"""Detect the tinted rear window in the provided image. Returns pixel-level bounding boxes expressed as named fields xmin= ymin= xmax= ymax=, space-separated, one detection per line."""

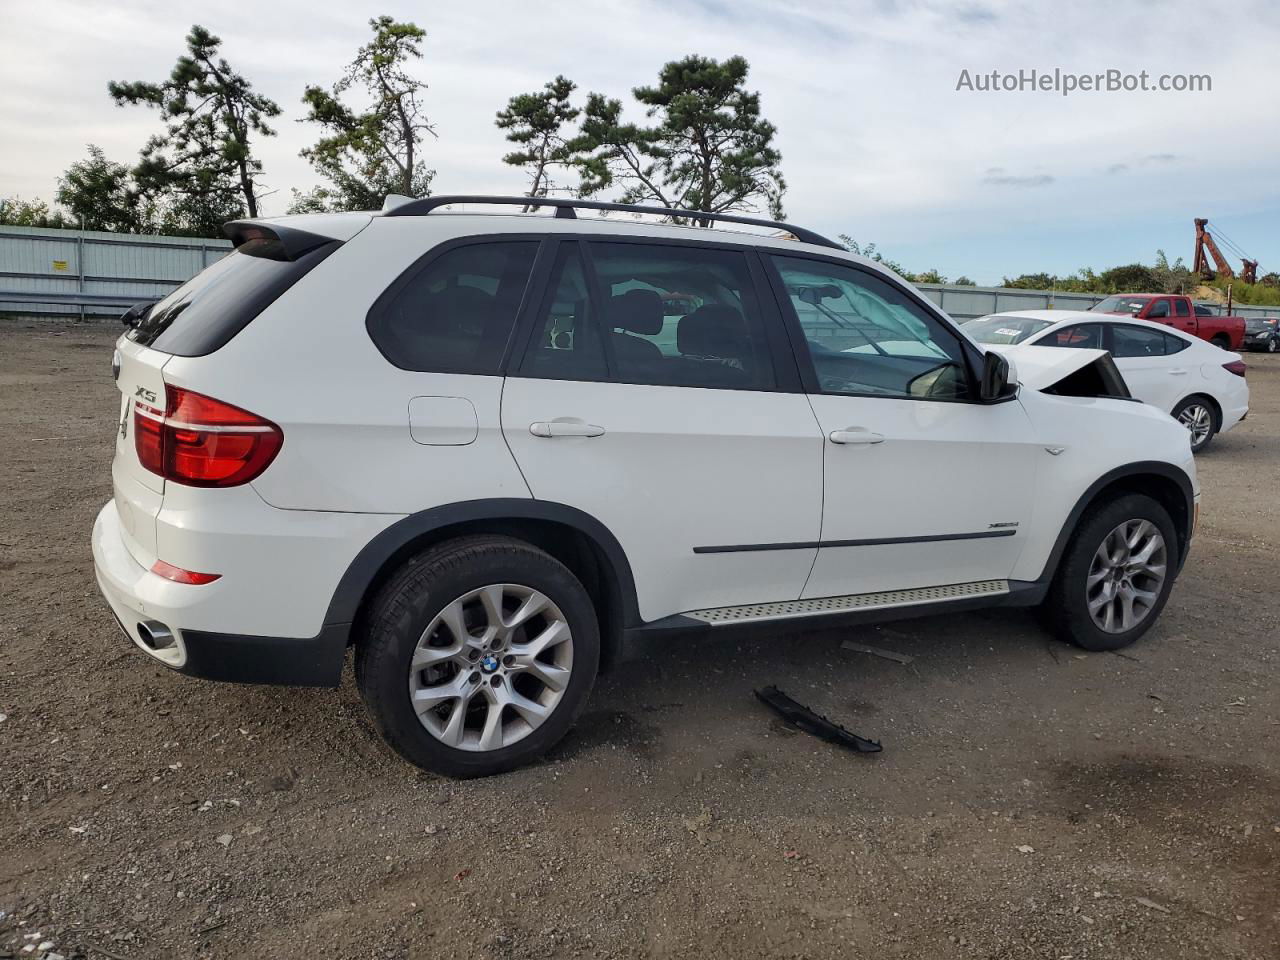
xmin=127 ymin=239 xmax=337 ymax=356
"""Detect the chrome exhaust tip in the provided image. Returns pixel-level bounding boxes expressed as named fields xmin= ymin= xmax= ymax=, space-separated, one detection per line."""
xmin=136 ymin=620 xmax=175 ymax=651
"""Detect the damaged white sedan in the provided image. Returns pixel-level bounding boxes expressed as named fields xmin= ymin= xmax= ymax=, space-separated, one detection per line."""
xmin=967 ymin=310 xmax=1249 ymax=452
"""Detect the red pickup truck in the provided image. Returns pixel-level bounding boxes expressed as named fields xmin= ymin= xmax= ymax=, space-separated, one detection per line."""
xmin=1089 ymin=294 xmax=1246 ymax=350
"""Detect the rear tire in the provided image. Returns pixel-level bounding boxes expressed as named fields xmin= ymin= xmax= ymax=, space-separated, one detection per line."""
xmin=1042 ymin=493 xmax=1177 ymax=651
xmin=1210 ymin=334 xmax=1230 ymax=349
xmin=355 ymin=536 xmax=600 ymax=778
xmin=1172 ymin=395 xmax=1217 ymax=453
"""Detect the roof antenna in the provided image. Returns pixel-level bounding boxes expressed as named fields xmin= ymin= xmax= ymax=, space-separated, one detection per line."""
xmin=381 ymin=194 xmax=415 ymax=213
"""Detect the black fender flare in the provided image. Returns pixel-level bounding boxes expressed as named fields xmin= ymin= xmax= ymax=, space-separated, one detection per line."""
xmin=321 ymin=498 xmax=641 ymax=630
xmin=1036 ymin=460 xmax=1195 ymax=583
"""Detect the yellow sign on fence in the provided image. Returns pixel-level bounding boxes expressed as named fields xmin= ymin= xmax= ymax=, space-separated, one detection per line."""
xmin=51 ymin=259 xmax=69 ymax=272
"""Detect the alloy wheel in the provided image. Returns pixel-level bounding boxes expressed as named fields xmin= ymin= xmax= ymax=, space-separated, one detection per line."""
xmin=407 ymin=584 xmax=573 ymax=751
xmin=1177 ymin=403 xmax=1213 ymax=448
xmin=1086 ymin=519 xmax=1167 ymax=634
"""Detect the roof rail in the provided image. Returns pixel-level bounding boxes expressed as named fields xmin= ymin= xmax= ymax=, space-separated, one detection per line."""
xmin=382 ymin=194 xmax=844 ymax=251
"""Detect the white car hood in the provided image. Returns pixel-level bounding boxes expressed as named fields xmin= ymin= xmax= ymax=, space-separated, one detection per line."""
xmin=987 ymin=344 xmax=1112 ymax=391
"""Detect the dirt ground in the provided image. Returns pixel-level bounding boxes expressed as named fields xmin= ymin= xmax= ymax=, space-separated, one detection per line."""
xmin=1 ymin=319 xmax=1276 ymax=960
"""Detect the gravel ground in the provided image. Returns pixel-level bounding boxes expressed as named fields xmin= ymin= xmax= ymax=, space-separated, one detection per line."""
xmin=1 ymin=319 xmax=1276 ymax=960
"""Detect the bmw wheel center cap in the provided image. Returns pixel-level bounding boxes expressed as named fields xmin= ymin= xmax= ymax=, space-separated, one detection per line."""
xmin=480 ymin=655 xmax=500 ymax=674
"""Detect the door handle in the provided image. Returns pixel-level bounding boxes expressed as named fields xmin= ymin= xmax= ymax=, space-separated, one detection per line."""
xmin=1168 ymin=368 xmax=1188 ymax=376
xmin=828 ymin=428 xmax=885 ymax=445
xmin=529 ymin=419 xmax=606 ymax=439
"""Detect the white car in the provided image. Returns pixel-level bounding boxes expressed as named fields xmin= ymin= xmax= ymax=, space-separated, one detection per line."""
xmin=92 ymin=197 xmax=1198 ymax=777
xmin=965 ymin=310 xmax=1250 ymax=453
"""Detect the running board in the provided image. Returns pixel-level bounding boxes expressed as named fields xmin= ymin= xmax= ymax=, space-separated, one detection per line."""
xmin=683 ymin=580 xmax=1011 ymax=626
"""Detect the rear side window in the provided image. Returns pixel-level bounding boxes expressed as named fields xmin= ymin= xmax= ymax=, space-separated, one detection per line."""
xmin=128 ymin=239 xmax=337 ymax=357
xmin=519 ymin=240 xmax=777 ymax=391
xmin=1164 ymin=333 xmax=1191 ymax=354
xmin=368 ymin=241 xmax=538 ymax=373
xmin=1174 ymin=299 xmax=1190 ymax=317
xmin=1112 ymin=324 xmax=1169 ymax=358
xmin=590 ymin=242 xmax=776 ymax=390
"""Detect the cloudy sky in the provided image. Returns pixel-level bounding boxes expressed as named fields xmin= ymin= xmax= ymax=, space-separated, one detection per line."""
xmin=1 ymin=0 xmax=1276 ymax=284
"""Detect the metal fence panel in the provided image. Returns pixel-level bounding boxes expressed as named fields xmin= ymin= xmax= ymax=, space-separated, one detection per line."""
xmin=0 ymin=225 xmax=230 ymax=318
xmin=916 ymin=283 xmax=1277 ymax=321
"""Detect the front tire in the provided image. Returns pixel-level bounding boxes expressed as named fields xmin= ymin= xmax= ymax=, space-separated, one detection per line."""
xmin=355 ymin=536 xmax=600 ymax=778
xmin=1042 ymin=493 xmax=1177 ymax=651
xmin=1172 ymin=395 xmax=1217 ymax=453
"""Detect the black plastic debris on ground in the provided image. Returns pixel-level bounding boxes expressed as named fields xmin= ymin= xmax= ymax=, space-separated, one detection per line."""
xmin=755 ymin=685 xmax=883 ymax=754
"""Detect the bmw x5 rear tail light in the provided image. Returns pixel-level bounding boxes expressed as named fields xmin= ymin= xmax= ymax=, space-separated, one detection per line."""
xmin=1222 ymin=360 xmax=1247 ymax=378
xmin=135 ymin=387 xmax=282 ymax=487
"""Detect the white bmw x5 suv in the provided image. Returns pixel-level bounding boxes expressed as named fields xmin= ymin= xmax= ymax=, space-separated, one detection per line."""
xmin=93 ymin=196 xmax=1199 ymax=777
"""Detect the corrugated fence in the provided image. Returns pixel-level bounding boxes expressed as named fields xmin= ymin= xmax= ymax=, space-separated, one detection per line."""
xmin=0 ymin=225 xmax=231 ymax=319
xmin=1 ymin=224 xmax=1274 ymax=322
xmin=915 ymin=283 xmax=1277 ymax=321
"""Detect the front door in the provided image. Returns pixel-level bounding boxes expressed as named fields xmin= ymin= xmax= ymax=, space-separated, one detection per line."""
xmin=502 ymin=239 xmax=824 ymax=623
xmin=765 ymin=254 xmax=1039 ymax=600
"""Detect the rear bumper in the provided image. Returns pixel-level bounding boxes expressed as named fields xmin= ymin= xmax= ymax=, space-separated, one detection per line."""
xmin=92 ymin=499 xmax=351 ymax=686
xmin=1219 ymin=399 xmax=1249 ymax=435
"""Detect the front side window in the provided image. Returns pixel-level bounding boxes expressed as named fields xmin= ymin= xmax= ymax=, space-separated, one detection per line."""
xmin=1147 ymin=298 xmax=1171 ymax=319
xmin=1038 ymin=324 xmax=1105 ymax=349
xmin=1111 ymin=324 xmax=1170 ymax=358
xmin=771 ymin=256 xmax=971 ymax=400
xmin=368 ymin=241 xmax=537 ymax=373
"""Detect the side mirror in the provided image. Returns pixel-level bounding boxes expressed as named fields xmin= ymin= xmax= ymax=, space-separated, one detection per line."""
xmin=979 ymin=351 xmax=1017 ymax=402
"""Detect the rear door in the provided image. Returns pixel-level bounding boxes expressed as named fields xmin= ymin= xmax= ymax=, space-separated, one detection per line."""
xmin=1108 ymin=323 xmax=1185 ymax=412
xmin=501 ymin=238 xmax=824 ymax=622
xmin=1170 ymin=297 xmax=1196 ymax=336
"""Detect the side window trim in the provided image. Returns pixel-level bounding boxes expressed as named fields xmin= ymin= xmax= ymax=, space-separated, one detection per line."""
xmin=502 ymin=237 xmax=558 ymax=373
xmin=759 ymin=252 xmax=981 ymax=403
xmin=577 ymin=240 xmax=620 ymax=380
xmin=745 ymin=249 xmax=804 ymax=392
